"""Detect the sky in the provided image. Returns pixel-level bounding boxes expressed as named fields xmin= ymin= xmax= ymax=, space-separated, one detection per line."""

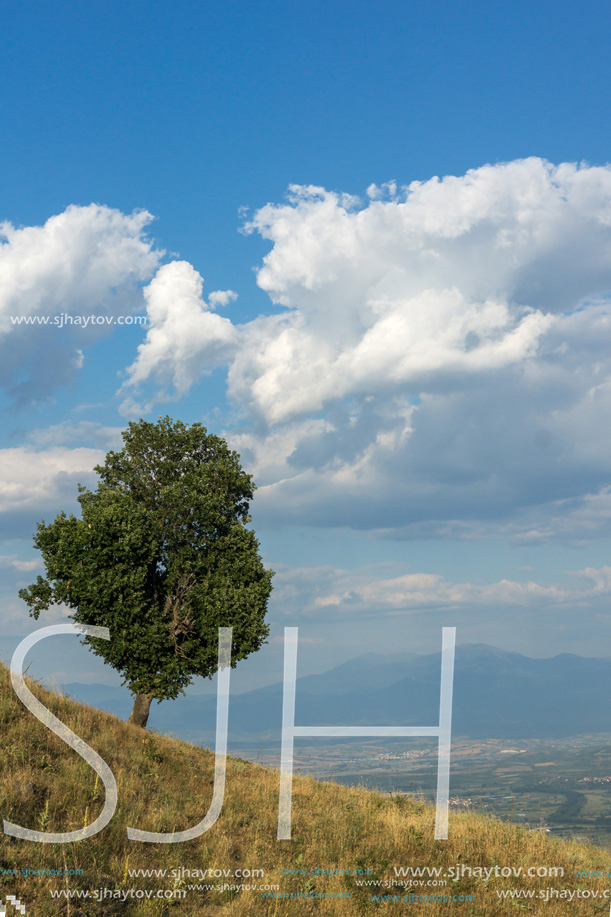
xmin=2 ymin=0 xmax=611 ymax=692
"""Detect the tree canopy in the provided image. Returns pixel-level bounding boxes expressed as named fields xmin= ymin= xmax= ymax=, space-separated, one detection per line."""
xmin=19 ymin=417 xmax=273 ymax=726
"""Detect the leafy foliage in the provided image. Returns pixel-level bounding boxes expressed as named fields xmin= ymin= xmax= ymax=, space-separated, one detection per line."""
xmin=19 ymin=416 xmax=273 ymax=701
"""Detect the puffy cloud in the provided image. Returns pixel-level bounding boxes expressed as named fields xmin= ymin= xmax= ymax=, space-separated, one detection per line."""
xmin=232 ymin=160 xmax=611 ymax=417
xmin=236 ymin=161 xmax=611 ymax=424
xmin=120 ymin=261 xmax=238 ymax=412
xmin=0 ymin=204 xmax=162 ymax=403
xmin=208 ymin=289 xmax=238 ymax=309
xmin=225 ymin=293 xmax=551 ymax=426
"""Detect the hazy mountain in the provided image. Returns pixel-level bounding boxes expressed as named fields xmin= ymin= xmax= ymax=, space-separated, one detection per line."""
xmin=59 ymin=643 xmax=611 ymax=744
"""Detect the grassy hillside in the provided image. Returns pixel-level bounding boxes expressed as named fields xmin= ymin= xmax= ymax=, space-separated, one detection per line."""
xmin=2 ymin=662 xmax=611 ymax=915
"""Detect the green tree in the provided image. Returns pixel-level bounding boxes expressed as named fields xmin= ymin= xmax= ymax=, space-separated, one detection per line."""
xmin=19 ymin=416 xmax=273 ymax=727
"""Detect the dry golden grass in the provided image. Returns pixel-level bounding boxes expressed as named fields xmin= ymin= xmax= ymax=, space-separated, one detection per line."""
xmin=1 ymin=661 xmax=611 ymax=915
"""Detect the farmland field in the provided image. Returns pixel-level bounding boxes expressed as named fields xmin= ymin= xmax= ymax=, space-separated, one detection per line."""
xmin=235 ymin=733 xmax=611 ymax=848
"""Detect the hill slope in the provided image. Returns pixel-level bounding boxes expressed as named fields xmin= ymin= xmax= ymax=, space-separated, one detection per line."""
xmin=1 ymin=662 xmax=611 ymax=915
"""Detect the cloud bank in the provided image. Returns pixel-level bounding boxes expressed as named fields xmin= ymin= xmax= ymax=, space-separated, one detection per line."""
xmin=6 ymin=160 xmax=611 ymax=540
xmin=120 ymin=158 xmax=611 ymax=537
xmin=270 ymin=562 xmax=611 ymax=618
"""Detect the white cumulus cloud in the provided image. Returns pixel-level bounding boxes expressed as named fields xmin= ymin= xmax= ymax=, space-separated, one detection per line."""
xmin=121 ymin=261 xmax=238 ymax=412
xmin=0 ymin=204 xmax=162 ymax=403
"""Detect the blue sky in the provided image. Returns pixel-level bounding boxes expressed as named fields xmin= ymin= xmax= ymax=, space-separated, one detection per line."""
xmin=2 ymin=0 xmax=611 ymax=689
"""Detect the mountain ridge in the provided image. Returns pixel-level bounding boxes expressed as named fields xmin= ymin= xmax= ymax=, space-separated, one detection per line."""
xmin=56 ymin=643 xmax=611 ymax=743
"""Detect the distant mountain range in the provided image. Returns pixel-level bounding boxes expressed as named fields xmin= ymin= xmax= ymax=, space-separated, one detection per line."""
xmin=59 ymin=643 xmax=611 ymax=745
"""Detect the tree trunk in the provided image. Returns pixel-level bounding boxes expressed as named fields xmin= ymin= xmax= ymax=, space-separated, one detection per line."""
xmin=129 ymin=692 xmax=154 ymax=728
